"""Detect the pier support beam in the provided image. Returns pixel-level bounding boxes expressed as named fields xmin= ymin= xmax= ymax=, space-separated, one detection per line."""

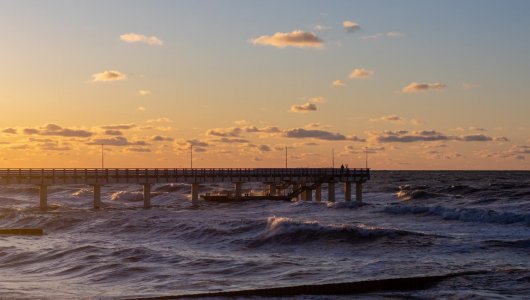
xmin=344 ymin=182 xmax=352 ymax=202
xmin=191 ymin=183 xmax=199 ymax=202
xmin=39 ymin=185 xmax=48 ymax=211
xmin=356 ymin=182 xmax=363 ymax=204
xmin=328 ymin=182 xmax=335 ymax=202
xmin=268 ymin=183 xmax=277 ymax=196
xmin=305 ymin=188 xmax=313 ymax=201
xmin=143 ymin=183 xmax=151 ymax=208
xmin=315 ymin=185 xmax=322 ymax=201
xmin=235 ymin=182 xmax=243 ymax=197
xmin=93 ymin=185 xmax=101 ymax=209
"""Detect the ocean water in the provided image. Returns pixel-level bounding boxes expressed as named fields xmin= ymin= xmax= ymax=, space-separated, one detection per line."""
xmin=0 ymin=171 xmax=529 ymax=299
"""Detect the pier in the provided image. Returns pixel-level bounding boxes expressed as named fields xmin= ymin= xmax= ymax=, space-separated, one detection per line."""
xmin=0 ymin=168 xmax=370 ymax=210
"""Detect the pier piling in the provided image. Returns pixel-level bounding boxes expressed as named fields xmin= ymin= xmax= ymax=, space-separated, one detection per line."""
xmin=328 ymin=182 xmax=335 ymax=202
xmin=39 ymin=185 xmax=47 ymax=211
xmin=315 ymin=185 xmax=322 ymax=201
xmin=235 ymin=182 xmax=242 ymax=197
xmin=191 ymin=183 xmax=199 ymax=202
xmin=356 ymin=182 xmax=363 ymax=203
xmin=143 ymin=183 xmax=151 ymax=208
xmin=344 ymin=182 xmax=352 ymax=202
xmin=93 ymin=185 xmax=101 ymax=209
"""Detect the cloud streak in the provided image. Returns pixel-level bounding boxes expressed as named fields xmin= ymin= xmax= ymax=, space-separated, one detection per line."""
xmin=349 ymin=68 xmax=373 ymax=79
xmin=291 ymin=102 xmax=317 ymax=113
xmin=92 ymin=70 xmax=126 ymax=82
xmin=402 ymin=82 xmax=447 ymax=93
xmin=250 ymin=30 xmax=323 ymax=49
xmin=120 ymin=33 xmax=163 ymax=46
xmin=342 ymin=21 xmax=361 ymax=33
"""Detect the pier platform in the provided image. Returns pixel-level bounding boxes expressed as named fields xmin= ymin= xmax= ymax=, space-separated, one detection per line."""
xmin=0 ymin=168 xmax=370 ymax=210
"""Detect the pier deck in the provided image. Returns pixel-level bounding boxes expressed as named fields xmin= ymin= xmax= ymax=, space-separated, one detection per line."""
xmin=0 ymin=168 xmax=370 ymax=210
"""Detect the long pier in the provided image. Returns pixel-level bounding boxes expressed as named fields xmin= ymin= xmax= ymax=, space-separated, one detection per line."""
xmin=0 ymin=168 xmax=370 ymax=210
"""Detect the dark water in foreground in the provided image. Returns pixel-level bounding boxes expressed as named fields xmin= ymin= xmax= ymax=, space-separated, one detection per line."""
xmin=1 ymin=171 xmax=529 ymax=299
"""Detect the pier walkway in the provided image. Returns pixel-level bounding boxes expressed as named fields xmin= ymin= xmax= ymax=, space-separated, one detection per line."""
xmin=0 ymin=168 xmax=370 ymax=210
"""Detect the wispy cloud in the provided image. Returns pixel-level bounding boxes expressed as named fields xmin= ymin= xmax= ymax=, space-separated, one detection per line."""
xmin=87 ymin=136 xmax=149 ymax=146
xmin=362 ymin=32 xmax=405 ymax=40
xmin=370 ymin=115 xmax=402 ymax=122
xmin=349 ymin=68 xmax=374 ymax=79
xmin=101 ymin=124 xmax=136 ymax=130
xmin=370 ymin=130 xmax=508 ymax=143
xmin=291 ymin=102 xmax=317 ymax=113
xmin=120 ymin=33 xmax=163 ymax=46
xmin=332 ymin=80 xmax=345 ymax=87
xmin=23 ymin=124 xmax=93 ymax=138
xmin=402 ymin=82 xmax=447 ymax=93
xmin=250 ymin=30 xmax=323 ymax=49
xmin=342 ymin=21 xmax=361 ymax=33
xmin=92 ymin=70 xmax=126 ymax=82
xmin=138 ymin=90 xmax=151 ymax=96
xmin=284 ymin=128 xmax=364 ymax=142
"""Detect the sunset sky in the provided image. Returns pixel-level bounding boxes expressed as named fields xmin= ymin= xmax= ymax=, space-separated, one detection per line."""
xmin=1 ymin=0 xmax=529 ymax=169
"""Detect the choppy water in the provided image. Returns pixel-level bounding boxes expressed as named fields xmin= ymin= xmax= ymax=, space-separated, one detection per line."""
xmin=1 ymin=171 xmax=529 ymax=299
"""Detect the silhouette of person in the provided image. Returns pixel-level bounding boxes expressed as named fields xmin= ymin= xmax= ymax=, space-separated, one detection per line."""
xmin=340 ymin=164 xmax=344 ymax=173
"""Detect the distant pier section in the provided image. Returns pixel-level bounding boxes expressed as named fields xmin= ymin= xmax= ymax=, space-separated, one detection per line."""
xmin=0 ymin=168 xmax=370 ymax=210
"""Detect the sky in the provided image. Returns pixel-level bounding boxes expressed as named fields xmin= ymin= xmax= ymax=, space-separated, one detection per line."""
xmin=0 ymin=0 xmax=529 ymax=169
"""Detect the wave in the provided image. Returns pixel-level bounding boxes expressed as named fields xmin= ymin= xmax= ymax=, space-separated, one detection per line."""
xmin=111 ymin=191 xmax=145 ymax=202
xmin=396 ymin=185 xmax=447 ymax=201
xmin=484 ymin=239 xmax=530 ymax=249
xmin=383 ymin=204 xmax=530 ymax=225
xmin=249 ymin=217 xmax=430 ymax=247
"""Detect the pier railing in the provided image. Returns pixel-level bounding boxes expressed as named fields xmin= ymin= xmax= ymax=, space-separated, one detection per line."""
xmin=0 ymin=168 xmax=369 ymax=185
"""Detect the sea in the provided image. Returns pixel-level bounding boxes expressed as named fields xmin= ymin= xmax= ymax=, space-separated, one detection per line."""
xmin=0 ymin=171 xmax=529 ymax=299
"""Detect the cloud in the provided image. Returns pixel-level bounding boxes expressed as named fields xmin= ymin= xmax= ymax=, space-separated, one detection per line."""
xmin=370 ymin=115 xmax=402 ymax=122
xmin=2 ymin=128 xmax=16 ymax=134
xmin=145 ymin=117 xmax=172 ymax=124
xmin=349 ymin=68 xmax=373 ymax=79
xmin=137 ymin=107 xmax=146 ymax=111
xmin=343 ymin=21 xmax=361 ymax=33
xmin=138 ymin=90 xmax=151 ymax=96
xmin=371 ymin=130 xmax=509 ymax=143
xmin=332 ymin=80 xmax=345 ymax=87
xmin=127 ymin=147 xmax=151 ymax=153
xmin=257 ymin=145 xmax=272 ymax=152
xmin=152 ymin=135 xmax=174 ymax=142
xmin=120 ymin=33 xmax=163 ymax=46
xmin=314 ymin=24 xmax=331 ymax=31
xmin=402 ymin=82 xmax=447 ymax=93
xmin=284 ymin=128 xmax=364 ymax=141
xmin=87 ymin=137 xmax=149 ymax=146
xmin=187 ymin=139 xmax=209 ymax=147
xmin=207 ymin=127 xmax=243 ymax=137
xmin=309 ymin=97 xmax=326 ymax=103
xmin=104 ymin=130 xmax=123 ymax=136
xmin=362 ymin=32 xmax=405 ymax=40
xmin=92 ymin=70 xmax=126 ymax=82
xmin=39 ymin=141 xmax=71 ymax=151
xmin=250 ymin=30 xmax=323 ymax=49
xmin=101 ymin=124 xmax=136 ymax=130
xmin=291 ymin=102 xmax=317 ymax=113
xmin=23 ymin=124 xmax=93 ymax=138
xmin=214 ymin=137 xmax=250 ymax=144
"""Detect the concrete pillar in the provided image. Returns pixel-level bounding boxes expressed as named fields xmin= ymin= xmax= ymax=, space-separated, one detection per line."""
xmin=93 ymin=185 xmax=101 ymax=209
xmin=39 ymin=185 xmax=48 ymax=211
xmin=143 ymin=183 xmax=151 ymax=208
xmin=344 ymin=182 xmax=352 ymax=202
xmin=268 ymin=183 xmax=277 ymax=196
xmin=305 ymin=188 xmax=313 ymax=201
xmin=301 ymin=188 xmax=307 ymax=200
xmin=191 ymin=183 xmax=199 ymax=202
xmin=235 ymin=182 xmax=242 ymax=197
xmin=356 ymin=182 xmax=363 ymax=204
xmin=328 ymin=182 xmax=335 ymax=202
xmin=315 ymin=185 xmax=322 ymax=202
